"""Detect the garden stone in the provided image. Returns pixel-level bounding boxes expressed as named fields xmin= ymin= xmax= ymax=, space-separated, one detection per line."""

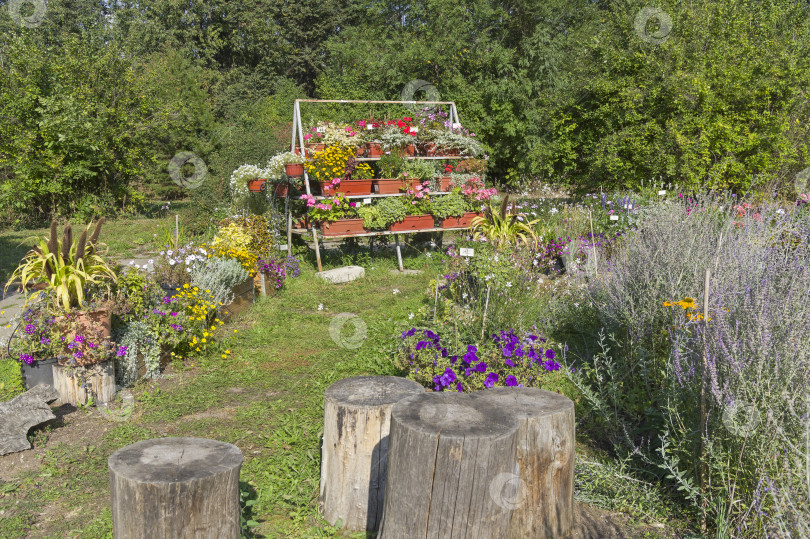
xmin=316 ymin=265 xmax=365 ymax=284
xmin=0 ymin=384 xmax=59 ymax=455
xmin=389 ymin=269 xmax=422 ymax=276
xmin=319 ymin=376 xmax=425 ymax=532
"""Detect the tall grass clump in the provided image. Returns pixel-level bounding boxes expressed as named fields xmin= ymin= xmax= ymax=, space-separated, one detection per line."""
xmin=569 ymin=195 xmax=810 ymax=536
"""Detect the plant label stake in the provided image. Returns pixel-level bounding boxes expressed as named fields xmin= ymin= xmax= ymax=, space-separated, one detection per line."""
xmin=279 ymin=244 xmax=288 ymax=251
xmin=610 ymin=215 xmax=619 ymax=221
xmin=658 ymin=190 xmax=666 ymax=196
xmin=588 ymin=209 xmax=598 ymax=277
xmin=433 ymin=276 xmax=440 ymax=322
xmin=363 ymin=198 xmax=372 ymax=205
xmin=480 ymin=285 xmax=491 ymax=340
xmin=460 ymin=248 xmax=474 ymax=257
xmin=175 ymin=214 xmax=179 ymax=247
xmin=260 ymin=273 xmax=267 ymax=296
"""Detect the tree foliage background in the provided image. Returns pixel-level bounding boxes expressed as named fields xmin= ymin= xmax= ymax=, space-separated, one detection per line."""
xmin=1 ymin=0 xmax=809 ymax=225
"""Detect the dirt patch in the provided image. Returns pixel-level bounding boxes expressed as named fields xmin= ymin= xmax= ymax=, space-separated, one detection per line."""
xmin=179 ymin=407 xmax=235 ymax=422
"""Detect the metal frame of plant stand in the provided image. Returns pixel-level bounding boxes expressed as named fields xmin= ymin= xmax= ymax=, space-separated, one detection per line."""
xmin=289 ymin=99 xmax=467 ymax=272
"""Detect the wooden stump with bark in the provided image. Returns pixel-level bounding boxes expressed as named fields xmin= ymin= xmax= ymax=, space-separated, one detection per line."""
xmin=378 ymin=391 xmax=522 ymax=539
xmin=319 ymin=375 xmax=425 ymax=532
xmin=52 ymin=360 xmax=115 ymax=405
xmin=108 ymin=437 xmax=243 ymax=539
xmin=471 ymin=387 xmax=575 ymax=538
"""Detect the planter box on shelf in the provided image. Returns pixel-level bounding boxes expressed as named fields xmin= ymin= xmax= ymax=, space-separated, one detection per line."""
xmin=389 ymin=215 xmax=435 ymax=232
xmin=372 ymin=178 xmax=407 ymax=194
xmin=405 ymin=144 xmax=416 ymax=156
xmin=293 ymin=216 xmax=310 ymax=229
xmin=222 ymin=277 xmax=255 ymax=321
xmin=53 ymin=360 xmax=115 ymax=405
xmin=319 ymin=180 xmax=373 ymax=196
xmin=247 ymin=179 xmax=267 ymax=192
xmin=364 ymin=143 xmax=382 ymax=158
xmin=306 ymin=143 xmax=326 ymax=154
xmin=438 ymin=176 xmax=452 ymax=191
xmin=20 ymin=358 xmax=57 ymax=390
xmin=322 ymin=219 xmax=368 ymax=237
xmin=284 ymin=163 xmax=304 ymax=178
xmin=419 ymin=142 xmax=437 ymax=156
xmin=441 ymin=212 xmax=481 ymax=229
xmin=274 ymin=183 xmax=289 ymax=198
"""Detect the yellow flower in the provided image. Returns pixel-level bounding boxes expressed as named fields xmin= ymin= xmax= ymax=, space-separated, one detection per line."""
xmin=201 ymin=338 xmax=207 ymax=343
xmin=183 ymin=283 xmax=189 ymax=289
xmin=663 ymin=301 xmax=672 ymax=307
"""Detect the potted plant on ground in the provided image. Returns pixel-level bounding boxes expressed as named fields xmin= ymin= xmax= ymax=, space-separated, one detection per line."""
xmin=8 ymin=298 xmax=63 ymax=389
xmin=306 ymin=193 xmax=365 ymax=236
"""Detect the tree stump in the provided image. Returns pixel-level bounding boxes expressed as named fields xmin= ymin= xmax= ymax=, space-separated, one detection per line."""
xmin=378 ymin=392 xmax=522 ymax=539
xmin=108 ymin=437 xmax=243 ymax=538
xmin=471 ymin=387 xmax=575 ymax=538
xmin=52 ymin=360 xmax=115 ymax=405
xmin=319 ymin=375 xmax=425 ymax=531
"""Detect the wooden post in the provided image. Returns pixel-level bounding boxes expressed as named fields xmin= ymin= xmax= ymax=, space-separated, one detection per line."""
xmin=394 ymin=235 xmax=404 ymax=272
xmin=313 ymin=228 xmax=323 ymax=272
xmin=175 ymin=214 xmax=179 ymax=248
xmin=378 ymin=392 xmax=521 ymax=538
xmin=700 ymin=268 xmax=711 ymax=532
xmin=481 ymin=284 xmax=491 ymax=340
xmin=287 ymin=210 xmax=293 ymax=253
xmin=433 ymin=275 xmax=440 ymax=321
xmin=108 ymin=437 xmax=243 ymax=538
xmin=319 ymin=376 xmax=425 ymax=532
xmin=588 ymin=209 xmax=598 ymax=277
xmin=471 ymin=388 xmax=575 ymax=538
xmin=259 ymin=272 xmax=267 ymax=297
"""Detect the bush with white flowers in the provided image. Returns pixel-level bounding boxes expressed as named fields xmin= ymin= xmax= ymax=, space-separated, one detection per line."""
xmin=229 ymin=164 xmax=265 ymax=201
xmin=265 ymin=152 xmax=301 ymax=180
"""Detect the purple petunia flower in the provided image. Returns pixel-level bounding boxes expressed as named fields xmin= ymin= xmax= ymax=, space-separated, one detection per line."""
xmin=24 ymin=324 xmax=35 ymax=335
xmin=484 ymin=372 xmax=498 ymax=388
xmin=545 ymin=349 xmax=555 ymax=360
xmin=475 ymin=361 xmax=487 ymax=373
xmin=116 ymin=345 xmax=128 ymax=357
xmin=19 ymin=353 xmax=34 ymax=365
xmin=505 ymin=375 xmax=518 ymax=386
xmin=40 ymin=337 xmax=50 ymax=345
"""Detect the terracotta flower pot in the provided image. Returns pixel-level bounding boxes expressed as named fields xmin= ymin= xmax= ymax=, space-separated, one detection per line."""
xmin=274 ymin=183 xmax=288 ymax=198
xmin=320 ymin=179 xmax=372 ymax=196
xmin=322 ymin=218 xmax=368 ymax=237
xmin=284 ymin=163 xmax=304 ymax=178
xmin=247 ymin=179 xmax=267 ymax=192
xmin=441 ymin=212 xmax=481 ymax=229
xmin=389 ymin=214 xmax=435 ymax=232
xmin=439 ymin=176 xmax=452 ymax=191
xmin=405 ymin=144 xmax=416 ymax=157
xmin=373 ymin=178 xmax=407 ymax=194
xmin=306 ymin=143 xmax=326 ymax=153
xmin=419 ymin=142 xmax=437 ymax=156
xmin=365 ymin=143 xmax=382 ymax=158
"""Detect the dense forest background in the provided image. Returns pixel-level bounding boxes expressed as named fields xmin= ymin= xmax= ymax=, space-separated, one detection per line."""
xmin=1 ymin=0 xmax=809 ymax=226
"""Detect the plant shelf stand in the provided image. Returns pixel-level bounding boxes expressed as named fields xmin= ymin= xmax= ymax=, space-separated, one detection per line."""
xmin=289 ymin=99 xmax=485 ymax=272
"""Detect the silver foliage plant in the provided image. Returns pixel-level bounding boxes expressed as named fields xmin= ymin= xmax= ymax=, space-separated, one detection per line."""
xmin=577 ymin=195 xmax=810 ymax=536
xmin=190 ymin=256 xmax=249 ymax=307
xmin=113 ymin=320 xmax=160 ymax=387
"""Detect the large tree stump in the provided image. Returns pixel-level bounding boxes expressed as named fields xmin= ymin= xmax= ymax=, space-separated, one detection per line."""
xmin=471 ymin=387 xmax=575 ymax=538
xmin=108 ymin=437 xmax=243 ymax=538
xmin=0 ymin=384 xmax=59 ymax=455
xmin=378 ymin=392 xmax=522 ymax=539
xmin=319 ymin=375 xmax=425 ymax=531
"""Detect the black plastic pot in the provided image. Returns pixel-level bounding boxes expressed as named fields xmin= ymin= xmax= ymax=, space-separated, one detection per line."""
xmin=21 ymin=357 xmax=57 ymax=389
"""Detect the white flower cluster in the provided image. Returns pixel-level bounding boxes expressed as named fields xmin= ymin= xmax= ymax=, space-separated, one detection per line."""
xmin=264 ymin=152 xmax=300 ymax=179
xmin=159 ymin=245 xmax=208 ymax=273
xmin=229 ymin=164 xmax=265 ymax=199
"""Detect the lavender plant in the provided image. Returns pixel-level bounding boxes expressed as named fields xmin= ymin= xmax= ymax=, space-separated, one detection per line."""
xmin=566 ymin=195 xmax=810 ymax=535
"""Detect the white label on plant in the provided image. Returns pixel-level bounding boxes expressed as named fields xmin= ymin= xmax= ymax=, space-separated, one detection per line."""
xmin=658 ymin=190 xmax=666 ymax=196
xmin=279 ymin=244 xmax=288 ymax=251
xmin=411 ymin=127 xmax=419 ymax=133
xmin=452 ymin=122 xmax=461 ymax=129
xmin=367 ymin=124 xmax=374 ymax=130
xmin=316 ymin=126 xmax=326 ymax=133
xmin=610 ymin=215 xmax=619 ymax=221
xmin=460 ymin=248 xmax=475 ymax=257
xmin=363 ymin=198 xmax=372 ymax=205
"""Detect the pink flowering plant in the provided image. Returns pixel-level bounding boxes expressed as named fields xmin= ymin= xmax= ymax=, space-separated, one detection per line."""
xmin=450 ymin=176 xmax=497 ymax=211
xmin=403 ymin=181 xmax=433 ymax=214
xmin=395 ymin=327 xmax=561 ymax=392
xmin=305 ymin=193 xmax=358 ymax=222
